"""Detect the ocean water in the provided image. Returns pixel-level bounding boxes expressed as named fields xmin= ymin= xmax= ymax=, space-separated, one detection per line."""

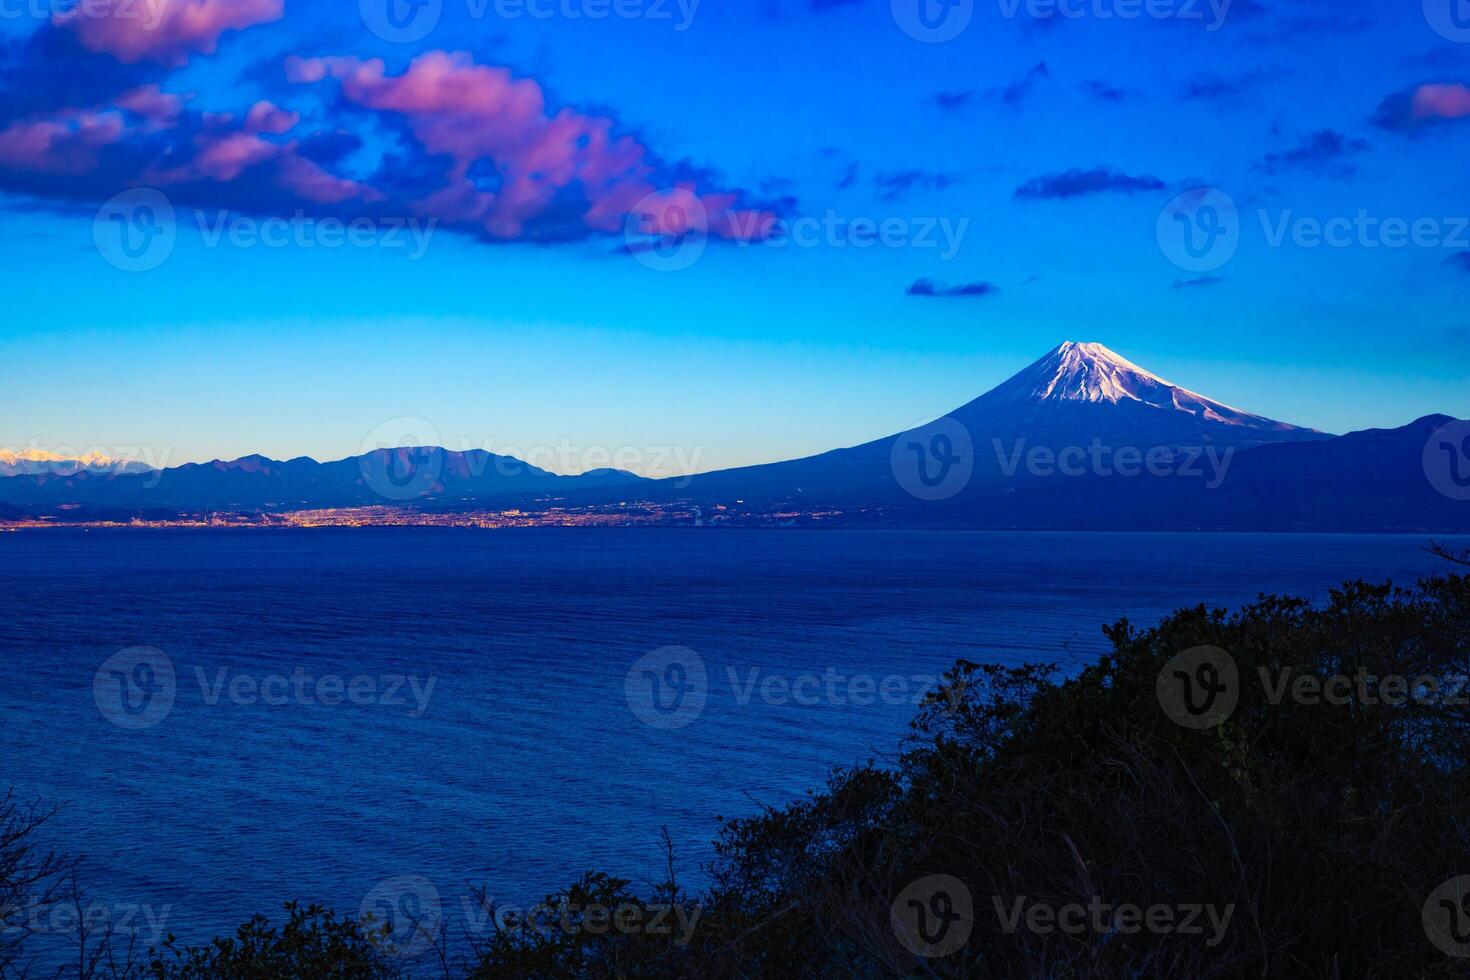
xmin=0 ymin=528 xmax=1464 ymax=969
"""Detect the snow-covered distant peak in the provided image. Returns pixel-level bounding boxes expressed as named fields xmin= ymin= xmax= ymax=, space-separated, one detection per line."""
xmin=983 ymin=341 xmax=1311 ymax=432
xmin=1 ymin=449 xmax=110 ymax=465
xmin=0 ymin=448 xmax=154 ymax=476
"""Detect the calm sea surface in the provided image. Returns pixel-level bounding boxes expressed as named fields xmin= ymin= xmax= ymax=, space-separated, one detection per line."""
xmin=1 ymin=529 xmax=1464 ymax=967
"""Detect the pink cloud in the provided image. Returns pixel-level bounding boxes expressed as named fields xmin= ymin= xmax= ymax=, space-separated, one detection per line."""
xmin=1412 ymin=83 xmax=1470 ymax=120
xmin=244 ymin=101 xmax=299 ymax=135
xmin=0 ymin=38 xmax=771 ymax=249
xmin=57 ymin=0 xmax=283 ymax=68
xmin=274 ymin=152 xmax=369 ymax=204
xmin=0 ymin=87 xmax=186 ymax=175
xmin=115 ymin=85 xmax=188 ymax=131
xmin=287 ymin=51 xmax=775 ymax=241
xmin=179 ymin=132 xmax=276 ymax=181
xmin=147 ymin=127 xmax=367 ymax=204
xmin=0 ymin=81 xmax=364 ymax=209
xmin=0 ymin=109 xmax=125 ymax=175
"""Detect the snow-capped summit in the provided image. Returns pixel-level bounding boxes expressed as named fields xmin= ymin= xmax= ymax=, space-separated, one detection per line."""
xmin=976 ymin=341 xmax=1312 ymax=435
xmin=0 ymin=449 xmax=154 ymax=477
xmin=999 ymin=341 xmax=1177 ymax=404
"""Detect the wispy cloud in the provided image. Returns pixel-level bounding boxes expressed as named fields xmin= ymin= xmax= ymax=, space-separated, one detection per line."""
xmin=907 ymin=278 xmax=998 ymax=299
xmin=1080 ymin=80 xmax=1130 ymax=103
xmin=932 ymin=63 xmax=1048 ymax=114
xmin=991 ymin=61 xmax=1050 ymax=106
xmin=874 ymin=170 xmax=960 ymax=202
xmin=1014 ymin=167 xmax=1166 ymax=200
xmin=933 ymin=90 xmax=976 ymax=113
xmin=1182 ymin=70 xmax=1274 ymax=101
xmin=1256 ymin=129 xmax=1369 ymax=178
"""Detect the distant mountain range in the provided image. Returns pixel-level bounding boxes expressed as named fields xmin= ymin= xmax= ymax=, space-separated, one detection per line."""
xmin=0 ymin=448 xmax=643 ymax=515
xmin=0 ymin=449 xmax=154 ymax=477
xmin=3 ymin=342 xmax=1467 ymax=531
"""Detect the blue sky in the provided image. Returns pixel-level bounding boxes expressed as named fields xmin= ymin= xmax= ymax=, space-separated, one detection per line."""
xmin=1 ymin=0 xmax=1467 ymax=474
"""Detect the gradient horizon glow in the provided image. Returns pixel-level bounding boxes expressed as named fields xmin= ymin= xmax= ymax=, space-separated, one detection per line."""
xmin=1 ymin=0 xmax=1467 ymax=476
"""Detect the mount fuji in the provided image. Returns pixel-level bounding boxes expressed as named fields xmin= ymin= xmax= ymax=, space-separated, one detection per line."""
xmin=634 ymin=341 xmax=1331 ymax=506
